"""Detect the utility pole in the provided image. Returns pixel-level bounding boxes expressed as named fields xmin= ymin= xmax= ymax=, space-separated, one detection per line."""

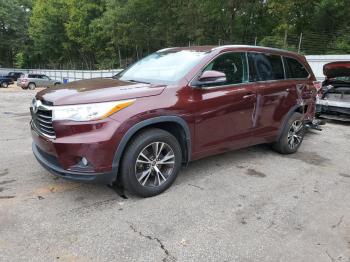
xmin=298 ymin=33 xmax=303 ymax=53
xmin=118 ymin=46 xmax=122 ymax=68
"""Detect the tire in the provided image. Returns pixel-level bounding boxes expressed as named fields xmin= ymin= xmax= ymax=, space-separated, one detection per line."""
xmin=120 ymin=128 xmax=182 ymax=197
xmin=28 ymin=83 xmax=36 ymax=90
xmin=1 ymin=82 xmax=8 ymax=88
xmin=272 ymin=112 xmax=305 ymax=154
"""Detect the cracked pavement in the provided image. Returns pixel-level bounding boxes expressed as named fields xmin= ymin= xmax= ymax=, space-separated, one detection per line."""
xmin=0 ymin=88 xmax=350 ymax=261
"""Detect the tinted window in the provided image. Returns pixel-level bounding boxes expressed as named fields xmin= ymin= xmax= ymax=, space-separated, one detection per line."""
xmin=203 ymin=52 xmax=248 ymax=86
xmin=284 ymin=57 xmax=309 ymax=79
xmin=28 ymin=74 xmax=37 ymax=78
xmin=248 ymin=53 xmax=285 ymax=82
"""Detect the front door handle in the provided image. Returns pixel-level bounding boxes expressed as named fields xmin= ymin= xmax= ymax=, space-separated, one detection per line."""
xmin=243 ymin=93 xmax=256 ymax=99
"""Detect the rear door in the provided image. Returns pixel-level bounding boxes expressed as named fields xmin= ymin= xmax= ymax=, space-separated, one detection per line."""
xmin=36 ymin=75 xmax=47 ymax=87
xmin=42 ymin=75 xmax=52 ymax=86
xmin=284 ymin=56 xmax=315 ymax=120
xmin=192 ymin=52 xmax=257 ymax=158
xmin=248 ymin=52 xmax=297 ymax=143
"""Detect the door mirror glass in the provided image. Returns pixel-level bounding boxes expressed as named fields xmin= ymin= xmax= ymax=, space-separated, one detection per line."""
xmin=196 ymin=70 xmax=227 ymax=86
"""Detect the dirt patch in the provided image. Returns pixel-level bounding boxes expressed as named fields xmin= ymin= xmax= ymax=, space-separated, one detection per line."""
xmin=0 ymin=196 xmax=15 ymax=199
xmin=339 ymin=173 xmax=350 ymax=178
xmin=246 ymin=169 xmax=266 ymax=178
xmin=2 ymin=112 xmax=30 ymax=117
xmin=286 ymin=151 xmax=330 ymax=166
xmin=0 ymin=179 xmax=16 ymax=185
xmin=33 ymin=182 xmax=82 ymax=196
xmin=0 ymin=169 xmax=9 ymax=177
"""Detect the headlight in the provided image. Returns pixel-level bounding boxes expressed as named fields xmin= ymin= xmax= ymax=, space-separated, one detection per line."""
xmin=52 ymin=100 xmax=135 ymax=122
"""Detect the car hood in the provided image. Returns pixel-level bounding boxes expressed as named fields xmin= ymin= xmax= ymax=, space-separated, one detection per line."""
xmin=36 ymin=78 xmax=166 ymax=106
xmin=324 ymin=61 xmax=350 ymax=78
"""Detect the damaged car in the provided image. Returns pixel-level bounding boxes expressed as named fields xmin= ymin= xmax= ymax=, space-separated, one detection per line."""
xmin=316 ymin=61 xmax=350 ymax=121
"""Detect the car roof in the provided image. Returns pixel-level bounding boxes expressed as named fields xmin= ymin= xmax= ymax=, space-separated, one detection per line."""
xmin=159 ymin=45 xmax=304 ymax=59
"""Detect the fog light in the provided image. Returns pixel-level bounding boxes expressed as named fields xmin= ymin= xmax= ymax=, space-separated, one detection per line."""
xmin=81 ymin=157 xmax=89 ymax=166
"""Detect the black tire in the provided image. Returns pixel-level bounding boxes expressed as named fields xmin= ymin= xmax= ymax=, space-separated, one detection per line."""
xmin=1 ymin=82 xmax=8 ymax=88
xmin=120 ymin=128 xmax=182 ymax=197
xmin=28 ymin=83 xmax=36 ymax=90
xmin=272 ymin=112 xmax=305 ymax=154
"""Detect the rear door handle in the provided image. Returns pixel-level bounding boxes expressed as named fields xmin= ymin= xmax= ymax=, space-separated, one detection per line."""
xmin=296 ymin=84 xmax=305 ymax=89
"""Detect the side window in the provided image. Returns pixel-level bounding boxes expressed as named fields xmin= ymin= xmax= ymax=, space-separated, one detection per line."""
xmin=203 ymin=52 xmax=248 ymax=86
xmin=284 ymin=57 xmax=309 ymax=79
xmin=248 ymin=53 xmax=285 ymax=82
xmin=42 ymin=76 xmax=49 ymax=80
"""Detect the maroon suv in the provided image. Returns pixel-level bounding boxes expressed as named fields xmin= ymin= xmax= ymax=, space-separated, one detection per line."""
xmin=31 ymin=45 xmax=317 ymax=197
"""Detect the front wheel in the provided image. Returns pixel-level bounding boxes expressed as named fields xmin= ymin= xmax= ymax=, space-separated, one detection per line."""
xmin=1 ymin=82 xmax=8 ymax=88
xmin=120 ymin=128 xmax=182 ymax=197
xmin=272 ymin=112 xmax=305 ymax=154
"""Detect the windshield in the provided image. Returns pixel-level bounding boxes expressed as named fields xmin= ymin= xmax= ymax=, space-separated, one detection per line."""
xmin=115 ymin=50 xmax=208 ymax=84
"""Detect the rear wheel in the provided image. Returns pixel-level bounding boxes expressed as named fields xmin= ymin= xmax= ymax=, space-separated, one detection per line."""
xmin=272 ymin=112 xmax=305 ymax=154
xmin=1 ymin=82 xmax=8 ymax=88
xmin=120 ymin=128 xmax=182 ymax=197
xmin=28 ymin=83 xmax=36 ymax=90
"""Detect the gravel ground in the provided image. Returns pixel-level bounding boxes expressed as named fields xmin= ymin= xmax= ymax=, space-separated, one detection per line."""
xmin=0 ymin=87 xmax=349 ymax=262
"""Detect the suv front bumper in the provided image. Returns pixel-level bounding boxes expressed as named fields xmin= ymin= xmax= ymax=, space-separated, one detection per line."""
xmin=32 ymin=143 xmax=115 ymax=184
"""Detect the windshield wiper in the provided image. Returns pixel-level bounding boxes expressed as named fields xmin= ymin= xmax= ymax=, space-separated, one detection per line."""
xmin=127 ymin=79 xmax=150 ymax=84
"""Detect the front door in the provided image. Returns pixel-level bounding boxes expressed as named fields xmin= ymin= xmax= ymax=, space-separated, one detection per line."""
xmin=191 ymin=52 xmax=257 ymax=159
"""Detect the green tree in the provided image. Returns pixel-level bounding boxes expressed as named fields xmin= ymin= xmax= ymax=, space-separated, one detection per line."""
xmin=0 ymin=0 xmax=32 ymax=67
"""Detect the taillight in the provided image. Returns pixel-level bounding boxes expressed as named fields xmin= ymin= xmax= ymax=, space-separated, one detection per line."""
xmin=313 ymin=81 xmax=322 ymax=91
xmin=313 ymin=81 xmax=323 ymax=99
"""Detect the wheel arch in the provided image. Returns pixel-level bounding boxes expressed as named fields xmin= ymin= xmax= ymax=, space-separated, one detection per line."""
xmin=111 ymin=116 xmax=192 ymax=180
xmin=277 ymin=105 xmax=306 ymax=141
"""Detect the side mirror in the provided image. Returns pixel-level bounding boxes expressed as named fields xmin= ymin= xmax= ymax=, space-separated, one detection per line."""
xmin=194 ymin=70 xmax=227 ymax=87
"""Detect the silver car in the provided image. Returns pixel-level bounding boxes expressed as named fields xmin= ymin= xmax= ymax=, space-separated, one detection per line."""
xmin=17 ymin=74 xmax=61 ymax=90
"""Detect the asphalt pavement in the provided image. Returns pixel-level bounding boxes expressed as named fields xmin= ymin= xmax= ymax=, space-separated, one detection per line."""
xmin=0 ymin=88 xmax=349 ymax=262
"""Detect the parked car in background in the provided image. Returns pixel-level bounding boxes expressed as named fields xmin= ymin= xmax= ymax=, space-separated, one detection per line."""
xmin=6 ymin=72 xmax=24 ymax=81
xmin=30 ymin=45 xmax=318 ymax=197
xmin=316 ymin=61 xmax=350 ymax=121
xmin=18 ymin=74 xmax=61 ymax=90
xmin=0 ymin=75 xmax=14 ymax=88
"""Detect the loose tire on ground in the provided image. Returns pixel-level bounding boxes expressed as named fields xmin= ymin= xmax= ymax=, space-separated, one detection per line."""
xmin=120 ymin=128 xmax=182 ymax=197
xmin=272 ymin=112 xmax=305 ymax=154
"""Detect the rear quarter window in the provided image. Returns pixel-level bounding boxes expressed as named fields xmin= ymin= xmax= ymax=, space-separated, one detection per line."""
xmin=248 ymin=53 xmax=284 ymax=82
xmin=284 ymin=57 xmax=309 ymax=79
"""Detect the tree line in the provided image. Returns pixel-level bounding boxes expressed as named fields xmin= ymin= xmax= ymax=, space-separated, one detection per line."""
xmin=1 ymin=0 xmax=349 ymax=69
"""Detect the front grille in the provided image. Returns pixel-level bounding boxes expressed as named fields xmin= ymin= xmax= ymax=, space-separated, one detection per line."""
xmin=31 ymin=104 xmax=56 ymax=138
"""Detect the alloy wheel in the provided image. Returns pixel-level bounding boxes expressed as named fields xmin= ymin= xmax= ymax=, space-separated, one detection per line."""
xmin=135 ymin=142 xmax=175 ymax=188
xmin=287 ymin=120 xmax=304 ymax=149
